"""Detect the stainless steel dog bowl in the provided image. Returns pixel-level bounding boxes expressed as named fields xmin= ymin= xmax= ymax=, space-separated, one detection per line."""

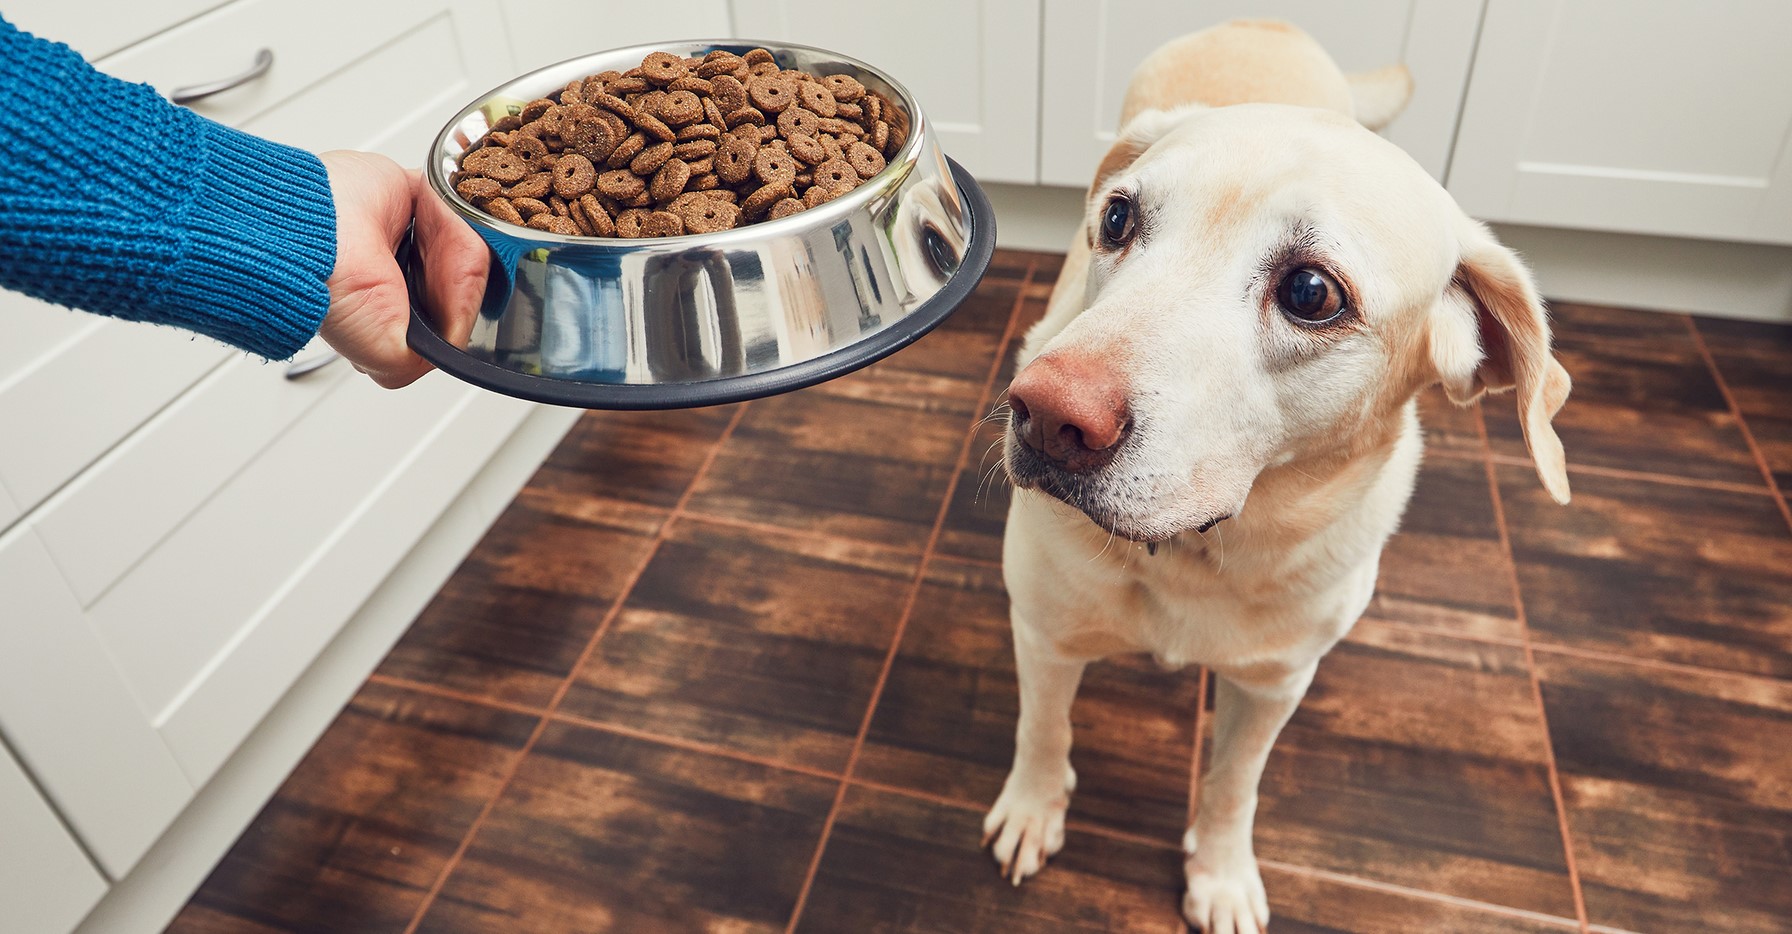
xmin=404 ymin=39 xmax=995 ymax=409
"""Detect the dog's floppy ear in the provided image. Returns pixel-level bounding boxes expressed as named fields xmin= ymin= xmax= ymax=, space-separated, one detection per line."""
xmin=1089 ymin=105 xmax=1204 ymax=204
xmin=1347 ymin=64 xmax=1412 ymax=131
xmin=1430 ymin=217 xmax=1573 ymax=504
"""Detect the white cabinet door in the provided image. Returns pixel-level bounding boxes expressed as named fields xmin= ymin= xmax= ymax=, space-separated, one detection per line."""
xmin=731 ymin=0 xmax=1043 ymax=184
xmin=1038 ymin=0 xmax=1485 ymax=186
xmin=497 ymin=0 xmax=735 ymax=74
xmin=0 ymin=738 xmax=108 ymax=934
xmin=1448 ymin=0 xmax=1792 ymax=244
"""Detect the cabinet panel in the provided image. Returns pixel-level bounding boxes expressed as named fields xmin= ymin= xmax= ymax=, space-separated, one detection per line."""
xmin=0 ymin=527 xmax=194 ymax=880
xmin=731 ymin=0 xmax=1042 ymax=184
xmin=1039 ymin=0 xmax=1483 ymax=186
xmin=1448 ymin=0 xmax=1792 ymax=244
xmin=499 ymin=0 xmax=733 ymax=74
xmin=0 ymin=738 xmax=108 ymax=934
xmin=2 ymin=0 xmax=228 ymax=60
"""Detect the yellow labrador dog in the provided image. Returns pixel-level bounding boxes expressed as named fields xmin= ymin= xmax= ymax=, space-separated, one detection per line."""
xmin=983 ymin=20 xmax=1572 ymax=933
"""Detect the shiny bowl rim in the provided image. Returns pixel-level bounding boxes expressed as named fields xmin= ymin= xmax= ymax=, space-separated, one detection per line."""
xmin=425 ymin=38 xmax=930 ymax=248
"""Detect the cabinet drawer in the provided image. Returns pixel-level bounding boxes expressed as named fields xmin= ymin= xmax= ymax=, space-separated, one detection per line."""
xmin=32 ymin=340 xmax=350 ymax=605
xmin=0 ymin=737 xmax=108 ymax=934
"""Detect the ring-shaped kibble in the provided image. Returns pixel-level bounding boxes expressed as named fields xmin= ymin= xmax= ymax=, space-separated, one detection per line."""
xmin=812 ymin=158 xmax=858 ymax=191
xmin=577 ymin=194 xmax=616 ymax=237
xmin=580 ymin=75 xmax=608 ymax=103
xmin=606 ymin=132 xmax=647 ymax=168
xmin=673 ymin=139 xmax=717 ymax=160
xmin=509 ymin=134 xmax=550 ymax=169
xmin=747 ymin=75 xmax=795 ymax=113
xmin=677 ymin=123 xmax=721 ymax=142
xmin=641 ymin=51 xmax=689 ymax=85
xmin=660 ymin=90 xmax=703 ymax=126
xmin=614 ymin=208 xmax=649 ymax=238
xmin=870 ymin=120 xmax=891 ymax=153
xmin=608 ymin=75 xmax=650 ymax=95
xmin=634 ymin=112 xmax=676 ymax=142
xmin=464 ymin=147 xmax=528 ymax=183
xmin=753 ymin=147 xmax=798 ymax=186
xmin=708 ymin=74 xmax=747 ymax=112
xmin=696 ymin=55 xmax=742 ymax=79
xmin=520 ymin=98 xmax=555 ymax=122
xmin=560 ymin=80 xmax=585 ymax=105
xmin=491 ymin=114 xmax=523 ymax=134
xmin=550 ymin=194 xmax=571 ymax=216
xmin=635 ymin=90 xmax=668 ymax=118
xmin=741 ymin=181 xmax=792 ymax=217
xmin=503 ymin=172 xmax=552 ymax=200
xmin=667 ymin=191 xmax=709 ymax=214
xmin=725 ymin=106 xmax=765 ymax=128
xmin=667 ymin=76 xmax=711 ymax=94
xmin=485 ymin=197 xmax=525 ymax=225
xmin=715 ymin=136 xmax=757 ymax=185
xmin=566 ymin=118 xmax=620 ymax=162
xmin=777 ymin=106 xmax=820 ymax=138
xmin=650 ymin=158 xmax=692 ymax=202
xmin=786 ymin=132 xmax=826 ymax=165
xmin=749 ymin=61 xmax=780 ymax=78
xmin=846 ymin=141 xmax=886 ymax=179
xmin=836 ymin=101 xmax=862 ymax=121
xmin=700 ymin=187 xmax=738 ymax=203
xmin=630 ymin=141 xmax=674 ymax=175
xmin=550 ymin=153 xmax=597 ymax=198
xmin=511 ymin=197 xmax=550 ymax=218
xmin=865 ymin=93 xmax=885 ymax=123
xmin=597 ymin=168 xmax=647 ymax=201
xmin=702 ymin=97 xmax=728 ymax=131
xmin=795 ymin=82 xmax=838 ymax=118
xmin=820 ymin=134 xmax=844 ymax=161
xmin=821 ymin=74 xmax=865 ymax=102
xmin=642 ymin=211 xmax=685 ymax=237
xmin=590 ymin=92 xmax=636 ymax=122
xmin=526 ymin=213 xmax=579 ymax=235
xmin=685 ymin=155 xmax=715 ymax=175
xmin=690 ymin=172 xmax=721 ymax=191
xmin=568 ymin=199 xmax=595 ymax=235
xmin=742 ymin=47 xmax=775 ymax=66
xmin=769 ymin=197 xmax=805 ymax=220
xmin=802 ymin=183 xmax=846 ymax=208
xmin=456 ymin=176 xmax=501 ymax=201
xmin=674 ymin=195 xmax=741 ymax=233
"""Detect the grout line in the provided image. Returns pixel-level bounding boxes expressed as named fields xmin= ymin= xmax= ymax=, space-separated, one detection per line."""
xmin=1528 ymin=640 xmax=1792 ymax=690
xmin=1429 ymin=445 xmax=1774 ymax=497
xmin=367 ymin=673 xmax=545 ymax=719
xmin=1477 ymin=416 xmax=1593 ymax=934
xmin=549 ymin=711 xmax=846 ymax=783
xmin=1254 ymin=858 xmax=1584 ymax=930
xmin=783 ymin=256 xmax=1039 ymax=934
xmin=673 ymin=509 xmax=926 ymax=560
xmin=400 ymin=404 xmax=751 ymax=934
xmin=1686 ymin=317 xmax=1792 ymax=534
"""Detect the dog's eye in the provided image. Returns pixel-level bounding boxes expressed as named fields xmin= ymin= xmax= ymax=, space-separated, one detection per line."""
xmin=1276 ymin=267 xmax=1346 ymax=323
xmin=1100 ymin=196 xmax=1136 ymax=246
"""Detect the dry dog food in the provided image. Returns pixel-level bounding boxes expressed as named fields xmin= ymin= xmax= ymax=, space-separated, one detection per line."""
xmin=449 ymin=47 xmax=909 ymax=238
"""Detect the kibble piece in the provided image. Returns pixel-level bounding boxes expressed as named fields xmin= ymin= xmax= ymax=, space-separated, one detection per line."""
xmin=708 ymin=74 xmax=748 ymax=112
xmin=634 ymin=112 xmax=676 ymax=142
xmin=463 ymin=147 xmax=529 ymax=184
xmin=690 ymin=172 xmax=721 ymax=191
xmin=749 ymin=60 xmax=781 ymax=77
xmin=512 ymin=196 xmax=550 ymax=217
xmin=811 ymin=158 xmax=859 ymax=192
xmin=642 ymin=211 xmax=685 ymax=237
xmin=641 ymin=51 xmax=689 ymax=85
xmin=485 ymin=197 xmax=525 ymax=225
xmin=742 ymin=47 xmax=775 ymax=65
xmin=837 ymin=101 xmax=862 ymax=120
xmin=796 ymin=82 xmax=838 ymax=117
xmin=630 ymin=141 xmax=675 ymax=175
xmin=673 ymin=195 xmax=739 ymax=233
xmin=650 ymin=158 xmax=692 ymax=202
xmin=697 ymin=54 xmax=744 ymax=79
xmin=786 ymin=132 xmax=827 ymax=165
xmin=725 ymin=106 xmax=765 ymax=128
xmin=769 ymin=197 xmax=805 ymax=219
xmin=753 ymin=147 xmax=798 ymax=186
xmin=606 ymin=131 xmax=647 ymax=168
xmin=846 ymin=141 xmax=886 ymax=178
xmin=742 ymin=181 xmax=793 ymax=217
xmin=520 ymin=98 xmax=556 ymax=122
xmin=456 ymin=176 xmax=502 ymax=201
xmin=576 ymin=193 xmax=616 ymax=236
xmin=716 ymin=135 xmax=758 ymax=185
xmin=597 ymin=168 xmax=648 ymax=201
xmin=589 ymin=92 xmax=637 ymax=122
xmin=822 ymin=73 xmax=865 ymax=102
xmin=870 ymin=119 xmax=891 ymax=153
xmin=673 ymin=139 xmax=717 ymax=160
xmin=778 ymin=106 xmax=820 ymax=138
xmin=504 ymin=172 xmax=553 ymax=200
xmin=667 ymin=75 xmax=712 ymax=94
xmin=700 ymin=188 xmax=739 ymax=203
xmin=803 ymin=183 xmax=846 ymax=208
xmin=660 ymin=89 xmax=703 ymax=126
xmin=527 ymin=213 xmax=581 ymax=235
xmin=614 ymin=208 xmax=650 ymax=238
xmin=550 ymin=153 xmax=598 ymax=198
xmin=609 ymin=74 xmax=650 ymax=95
xmin=491 ymin=114 xmax=523 ymax=134
xmin=747 ymin=75 xmax=796 ymax=113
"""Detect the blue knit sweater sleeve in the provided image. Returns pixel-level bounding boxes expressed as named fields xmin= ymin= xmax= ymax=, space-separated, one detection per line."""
xmin=0 ymin=16 xmax=337 ymax=360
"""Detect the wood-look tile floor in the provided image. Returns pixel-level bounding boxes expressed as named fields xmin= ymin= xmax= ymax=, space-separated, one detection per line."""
xmin=170 ymin=251 xmax=1792 ymax=934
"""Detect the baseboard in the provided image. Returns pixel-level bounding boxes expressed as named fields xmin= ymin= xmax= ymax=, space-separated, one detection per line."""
xmin=70 ymin=403 xmax=581 ymax=934
xmin=981 ymin=184 xmax=1792 ymax=323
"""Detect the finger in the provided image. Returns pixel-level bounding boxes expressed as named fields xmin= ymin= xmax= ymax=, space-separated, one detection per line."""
xmin=321 ymin=251 xmax=434 ymax=389
xmin=412 ymin=170 xmax=489 ymax=350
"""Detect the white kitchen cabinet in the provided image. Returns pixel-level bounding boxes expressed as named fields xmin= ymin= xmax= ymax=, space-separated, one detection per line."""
xmin=1448 ymin=0 xmax=1792 ymax=245
xmin=1038 ymin=0 xmax=1485 ymax=187
xmin=730 ymin=0 xmax=1042 ymax=184
xmin=0 ymin=736 xmax=108 ymax=934
xmin=499 ymin=0 xmax=734 ymax=74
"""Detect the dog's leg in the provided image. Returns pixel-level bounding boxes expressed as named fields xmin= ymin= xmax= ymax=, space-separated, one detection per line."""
xmin=1183 ymin=664 xmax=1316 ymax=934
xmin=983 ymin=623 xmax=1086 ymax=884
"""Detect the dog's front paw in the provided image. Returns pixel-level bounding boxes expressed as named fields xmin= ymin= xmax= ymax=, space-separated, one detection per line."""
xmin=1181 ymin=829 xmax=1269 ymax=933
xmin=981 ymin=765 xmax=1075 ymax=885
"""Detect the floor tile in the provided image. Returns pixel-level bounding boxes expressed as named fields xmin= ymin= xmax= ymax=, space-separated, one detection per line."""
xmin=1536 ymin=651 xmax=1792 ymax=934
xmin=1498 ymin=463 xmax=1792 ymax=677
xmin=168 ymin=684 xmax=537 ymax=934
xmin=559 ymin=517 xmax=919 ymax=772
xmin=1696 ymin=315 xmax=1792 ymax=492
xmin=795 ymin=785 xmax=1186 ymax=933
xmin=873 ymin=255 xmax=1023 ymax=389
xmin=1483 ymin=303 xmax=1762 ymax=486
xmin=684 ymin=362 xmax=979 ymax=552
xmin=856 ymin=559 xmax=1201 ymax=844
xmin=417 ymin=723 xmax=836 ymax=934
xmin=1231 ymin=621 xmax=1577 ymax=918
xmin=521 ymin=404 xmax=741 ymax=535
xmin=1368 ymin=454 xmax=1523 ymax=641
xmin=374 ymin=499 xmax=657 ymax=707
xmin=1262 ymin=866 xmax=1577 ymax=933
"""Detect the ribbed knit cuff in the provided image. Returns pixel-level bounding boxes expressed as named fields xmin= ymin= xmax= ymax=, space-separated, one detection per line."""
xmin=158 ymin=119 xmax=337 ymax=360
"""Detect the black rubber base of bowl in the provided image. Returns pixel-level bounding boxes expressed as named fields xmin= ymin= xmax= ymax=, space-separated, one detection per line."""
xmin=406 ymin=159 xmax=996 ymax=410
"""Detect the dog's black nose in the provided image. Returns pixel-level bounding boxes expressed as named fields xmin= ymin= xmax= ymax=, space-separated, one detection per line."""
xmin=1008 ymin=353 xmax=1131 ymax=474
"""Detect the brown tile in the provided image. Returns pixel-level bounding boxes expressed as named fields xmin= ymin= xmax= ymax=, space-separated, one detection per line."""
xmin=375 ymin=499 xmax=657 ymax=707
xmin=1499 ymin=463 xmax=1792 ymax=677
xmin=522 ymin=404 xmax=741 ymax=535
xmin=1536 ymin=651 xmax=1792 ymax=933
xmin=559 ymin=518 xmax=919 ymax=772
xmin=1696 ymin=315 xmax=1792 ymax=492
xmin=417 ymin=723 xmax=836 ymax=934
xmin=168 ymin=683 xmax=536 ymax=934
xmin=794 ymin=785 xmax=1185 ymax=933
xmin=685 ymin=361 xmax=977 ymax=551
xmin=1416 ymin=384 xmax=1487 ymax=458
xmin=1369 ymin=454 xmax=1523 ymax=641
xmin=856 ymin=559 xmax=1201 ymax=843
xmin=1483 ymin=303 xmax=1762 ymax=486
xmin=1233 ymin=622 xmax=1577 ymax=918
xmin=1262 ymin=866 xmax=1578 ymax=933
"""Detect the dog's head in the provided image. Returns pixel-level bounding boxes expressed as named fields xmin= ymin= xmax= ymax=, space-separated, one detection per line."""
xmin=1004 ymin=104 xmax=1571 ymax=542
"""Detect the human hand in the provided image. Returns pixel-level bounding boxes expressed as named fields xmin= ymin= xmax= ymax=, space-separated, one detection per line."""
xmin=317 ymin=150 xmax=488 ymax=388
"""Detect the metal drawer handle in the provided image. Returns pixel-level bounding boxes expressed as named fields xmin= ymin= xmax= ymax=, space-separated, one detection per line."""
xmin=284 ymin=350 xmax=340 ymax=380
xmin=170 ymin=48 xmax=274 ymax=105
